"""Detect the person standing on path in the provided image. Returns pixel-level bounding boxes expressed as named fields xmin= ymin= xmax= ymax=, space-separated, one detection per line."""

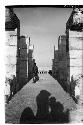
xmin=33 ymin=63 xmax=39 ymax=83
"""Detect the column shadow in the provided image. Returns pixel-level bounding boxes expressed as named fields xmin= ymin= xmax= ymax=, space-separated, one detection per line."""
xmin=20 ymin=107 xmax=35 ymax=124
xmin=36 ymin=90 xmax=51 ymax=123
xmin=20 ymin=90 xmax=70 ymax=124
xmin=49 ymin=96 xmax=69 ymax=123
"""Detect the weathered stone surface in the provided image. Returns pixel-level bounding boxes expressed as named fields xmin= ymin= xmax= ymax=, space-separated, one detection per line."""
xmin=5 ymin=8 xmax=20 ymax=30
xmin=5 ymin=74 xmax=76 ymax=124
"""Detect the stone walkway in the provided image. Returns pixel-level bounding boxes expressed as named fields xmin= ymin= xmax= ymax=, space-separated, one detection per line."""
xmin=5 ymin=74 xmax=76 ymax=123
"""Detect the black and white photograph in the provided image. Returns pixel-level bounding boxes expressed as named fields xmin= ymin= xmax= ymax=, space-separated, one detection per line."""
xmin=4 ymin=5 xmax=83 ymax=123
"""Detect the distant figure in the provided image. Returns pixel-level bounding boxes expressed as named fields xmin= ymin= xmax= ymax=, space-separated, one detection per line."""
xmin=33 ymin=63 xmax=39 ymax=83
xmin=5 ymin=79 xmax=10 ymax=103
xmin=10 ymin=75 xmax=16 ymax=97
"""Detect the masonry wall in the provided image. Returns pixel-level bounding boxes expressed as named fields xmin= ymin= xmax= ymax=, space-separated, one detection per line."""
xmin=5 ymin=29 xmax=17 ymax=79
xmin=69 ymin=30 xmax=83 ymax=80
xmin=5 ymin=7 xmax=20 ymax=95
xmin=19 ymin=36 xmax=28 ymax=89
xmin=28 ymin=48 xmax=34 ymax=81
xmin=68 ymin=30 xmax=83 ymax=97
xmin=66 ymin=8 xmax=83 ymax=99
xmin=52 ymin=51 xmax=59 ymax=78
xmin=53 ymin=36 xmax=68 ymax=85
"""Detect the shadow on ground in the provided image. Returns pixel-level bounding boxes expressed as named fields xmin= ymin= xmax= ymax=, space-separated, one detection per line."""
xmin=20 ymin=90 xmax=70 ymax=124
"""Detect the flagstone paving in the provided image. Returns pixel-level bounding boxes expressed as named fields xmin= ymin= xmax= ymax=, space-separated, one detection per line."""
xmin=5 ymin=74 xmax=76 ymax=123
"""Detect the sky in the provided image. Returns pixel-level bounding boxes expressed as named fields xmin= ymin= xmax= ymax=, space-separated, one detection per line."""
xmin=14 ymin=7 xmax=72 ymax=70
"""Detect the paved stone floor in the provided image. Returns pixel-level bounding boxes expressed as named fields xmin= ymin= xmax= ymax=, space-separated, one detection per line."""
xmin=5 ymin=74 xmax=77 ymax=123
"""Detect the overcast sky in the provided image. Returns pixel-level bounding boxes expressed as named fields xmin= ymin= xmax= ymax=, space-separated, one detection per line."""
xmin=14 ymin=7 xmax=72 ymax=70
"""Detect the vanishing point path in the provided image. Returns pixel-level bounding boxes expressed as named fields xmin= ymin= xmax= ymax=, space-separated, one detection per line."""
xmin=5 ymin=73 xmax=76 ymax=123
